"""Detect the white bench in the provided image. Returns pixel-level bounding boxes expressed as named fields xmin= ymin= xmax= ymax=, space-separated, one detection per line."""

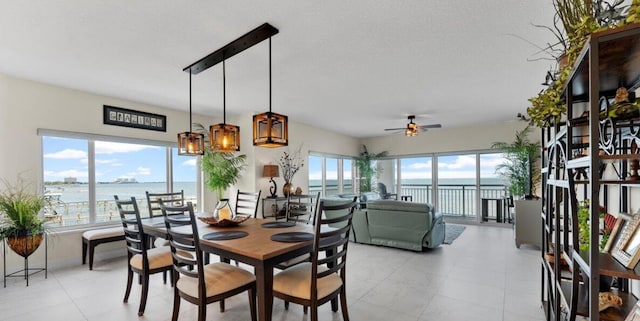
xmin=81 ymin=227 xmax=125 ymax=270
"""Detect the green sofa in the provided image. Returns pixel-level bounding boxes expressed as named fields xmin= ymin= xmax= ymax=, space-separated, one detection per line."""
xmin=322 ymin=198 xmax=445 ymax=251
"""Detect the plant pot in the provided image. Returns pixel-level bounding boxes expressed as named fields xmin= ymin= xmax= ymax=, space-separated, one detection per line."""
xmin=7 ymin=231 xmax=43 ymax=258
xmin=283 ymin=183 xmax=293 ymax=197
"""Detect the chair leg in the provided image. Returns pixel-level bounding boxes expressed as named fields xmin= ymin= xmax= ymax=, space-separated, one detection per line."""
xmin=124 ymin=268 xmax=133 ymax=303
xmin=88 ymin=241 xmax=95 ymax=270
xmin=82 ymin=240 xmax=87 ymax=265
xmin=248 ymin=286 xmax=257 ymax=321
xmin=340 ymin=288 xmax=350 ymax=321
xmin=311 ymin=304 xmax=318 ymax=321
xmin=138 ymin=274 xmax=149 ymax=316
xmin=331 ymin=297 xmax=338 ymax=312
xmin=198 ymin=303 xmax=206 ymax=321
xmin=303 ymin=305 xmax=308 ymax=314
xmin=284 ymin=301 xmax=289 ymax=310
xmin=171 ymin=289 xmax=181 ymax=321
xmin=163 ymin=270 xmax=167 ymax=284
xmin=220 ymin=299 xmax=225 ymax=312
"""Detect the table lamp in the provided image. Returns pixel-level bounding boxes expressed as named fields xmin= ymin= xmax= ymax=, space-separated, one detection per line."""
xmin=263 ymin=164 xmax=280 ymax=198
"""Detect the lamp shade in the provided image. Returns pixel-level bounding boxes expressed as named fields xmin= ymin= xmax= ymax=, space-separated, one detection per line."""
xmin=177 ymin=132 xmax=205 ymax=155
xmin=263 ymin=164 xmax=279 ymax=178
xmin=253 ymin=112 xmax=288 ymax=147
xmin=210 ymin=123 xmax=240 ymax=152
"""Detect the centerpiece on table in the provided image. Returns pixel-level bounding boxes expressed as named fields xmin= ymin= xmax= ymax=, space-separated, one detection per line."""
xmin=278 ymin=145 xmax=304 ymax=197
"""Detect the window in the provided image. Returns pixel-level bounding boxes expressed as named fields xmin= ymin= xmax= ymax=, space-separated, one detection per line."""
xmin=399 ymin=156 xmax=432 ymax=203
xmin=308 ymin=153 xmax=353 ymax=197
xmin=436 ymin=154 xmax=477 ymax=220
xmin=41 ymin=130 xmax=197 ymax=228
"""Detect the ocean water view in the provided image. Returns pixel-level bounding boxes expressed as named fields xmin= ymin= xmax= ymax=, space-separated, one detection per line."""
xmin=45 ymin=181 xmax=197 ymax=203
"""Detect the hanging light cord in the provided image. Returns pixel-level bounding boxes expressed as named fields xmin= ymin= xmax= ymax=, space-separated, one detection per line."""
xmin=189 ymin=71 xmax=193 ymax=132
xmin=269 ymin=37 xmax=272 ymax=113
xmin=223 ymin=60 xmax=226 ymax=125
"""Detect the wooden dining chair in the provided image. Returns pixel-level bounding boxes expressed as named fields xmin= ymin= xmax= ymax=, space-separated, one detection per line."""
xmin=114 ymin=195 xmax=175 ymax=316
xmin=285 ymin=192 xmax=321 ymax=224
xmin=145 ymin=190 xmax=185 ymax=248
xmin=273 ymin=197 xmax=357 ymax=321
xmin=160 ymin=201 xmax=257 ymax=321
xmin=234 ymin=189 xmax=262 ymax=218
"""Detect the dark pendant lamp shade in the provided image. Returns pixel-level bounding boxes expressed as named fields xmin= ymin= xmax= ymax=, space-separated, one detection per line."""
xmin=253 ymin=37 xmax=288 ymax=147
xmin=177 ymin=72 xmax=205 ymax=156
xmin=210 ymin=60 xmax=240 ymax=152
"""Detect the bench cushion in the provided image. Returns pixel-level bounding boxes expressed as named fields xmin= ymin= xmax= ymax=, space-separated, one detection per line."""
xmin=82 ymin=227 xmax=124 ymax=241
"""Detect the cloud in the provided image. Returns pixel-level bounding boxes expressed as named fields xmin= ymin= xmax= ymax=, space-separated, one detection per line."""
xmin=44 ymin=169 xmax=88 ymax=178
xmin=95 ymin=141 xmax=159 ymax=154
xmin=309 ymin=171 xmax=322 ymax=180
xmin=44 ymin=149 xmax=87 ymax=159
xmin=401 ymin=172 xmax=432 ymax=179
xmin=95 ymin=158 xmax=120 ymax=165
xmin=126 ymin=167 xmax=151 ymax=176
xmin=438 ymin=155 xmax=476 ymax=170
xmin=407 ymin=161 xmax=432 ymax=170
xmin=181 ymin=159 xmax=197 ymax=167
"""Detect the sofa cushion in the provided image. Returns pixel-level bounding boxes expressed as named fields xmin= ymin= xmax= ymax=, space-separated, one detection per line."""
xmin=367 ymin=200 xmax=434 ymax=215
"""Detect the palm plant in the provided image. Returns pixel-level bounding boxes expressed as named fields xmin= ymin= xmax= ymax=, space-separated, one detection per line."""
xmin=492 ymin=126 xmax=541 ymax=199
xmin=354 ymin=145 xmax=388 ymax=193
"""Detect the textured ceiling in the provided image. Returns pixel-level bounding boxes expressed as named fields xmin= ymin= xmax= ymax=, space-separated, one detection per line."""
xmin=0 ymin=1 xmax=557 ymax=138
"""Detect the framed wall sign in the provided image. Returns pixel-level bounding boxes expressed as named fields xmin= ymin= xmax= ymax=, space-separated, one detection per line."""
xmin=103 ymin=105 xmax=166 ymax=132
xmin=603 ymin=213 xmax=632 ymax=253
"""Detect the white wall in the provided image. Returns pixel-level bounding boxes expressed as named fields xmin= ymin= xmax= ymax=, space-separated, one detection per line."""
xmin=0 ymin=73 xmax=361 ymax=273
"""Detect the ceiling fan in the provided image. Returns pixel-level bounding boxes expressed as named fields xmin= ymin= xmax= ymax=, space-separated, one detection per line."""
xmin=384 ymin=115 xmax=442 ymax=136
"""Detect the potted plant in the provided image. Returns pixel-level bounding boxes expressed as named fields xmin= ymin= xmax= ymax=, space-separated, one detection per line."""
xmin=354 ymin=145 xmax=388 ymax=193
xmin=0 ymin=176 xmax=46 ymax=258
xmin=526 ymin=0 xmax=632 ymax=127
xmin=492 ymin=126 xmax=541 ymax=199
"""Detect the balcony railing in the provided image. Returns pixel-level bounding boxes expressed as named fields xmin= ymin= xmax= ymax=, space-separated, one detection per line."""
xmin=310 ymin=183 xmax=506 ymax=220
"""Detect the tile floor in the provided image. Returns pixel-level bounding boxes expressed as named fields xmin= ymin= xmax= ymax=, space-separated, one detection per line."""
xmin=0 ymin=224 xmax=545 ymax=321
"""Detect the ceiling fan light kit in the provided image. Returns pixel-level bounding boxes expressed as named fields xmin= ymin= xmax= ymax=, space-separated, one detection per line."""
xmin=384 ymin=115 xmax=441 ymax=137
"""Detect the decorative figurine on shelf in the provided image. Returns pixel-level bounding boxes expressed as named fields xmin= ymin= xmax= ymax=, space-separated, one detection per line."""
xmin=600 ymin=87 xmax=639 ymax=120
xmin=295 ymin=187 xmax=302 ymax=195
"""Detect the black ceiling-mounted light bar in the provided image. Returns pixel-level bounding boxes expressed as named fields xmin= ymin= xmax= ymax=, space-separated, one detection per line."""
xmin=182 ymin=23 xmax=279 ymax=74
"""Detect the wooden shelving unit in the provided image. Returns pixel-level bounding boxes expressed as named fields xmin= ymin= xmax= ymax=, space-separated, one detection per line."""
xmin=541 ymin=23 xmax=640 ymax=321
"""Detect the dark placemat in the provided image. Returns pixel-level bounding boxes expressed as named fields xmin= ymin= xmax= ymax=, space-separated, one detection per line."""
xmin=261 ymin=221 xmax=296 ymax=228
xmin=271 ymin=232 xmax=314 ymax=243
xmin=202 ymin=231 xmax=249 ymax=241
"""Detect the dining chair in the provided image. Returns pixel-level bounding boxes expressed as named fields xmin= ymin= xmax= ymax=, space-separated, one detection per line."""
xmin=234 ymin=189 xmax=262 ymax=218
xmin=114 ymin=195 xmax=175 ymax=316
xmin=272 ymin=197 xmax=357 ymax=321
xmin=285 ymin=192 xmax=321 ymax=224
xmin=160 ymin=201 xmax=257 ymax=321
xmin=145 ymin=190 xmax=185 ymax=248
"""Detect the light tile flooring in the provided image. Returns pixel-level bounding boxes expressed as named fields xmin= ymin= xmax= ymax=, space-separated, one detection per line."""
xmin=0 ymin=225 xmax=545 ymax=321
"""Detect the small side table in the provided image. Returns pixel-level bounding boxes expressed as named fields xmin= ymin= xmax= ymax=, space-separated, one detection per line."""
xmin=400 ymin=195 xmax=413 ymax=202
xmin=3 ymin=232 xmax=48 ymax=287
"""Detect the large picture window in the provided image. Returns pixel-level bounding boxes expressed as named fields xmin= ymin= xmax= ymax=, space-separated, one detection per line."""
xmin=308 ymin=153 xmax=354 ymax=197
xmin=41 ymin=130 xmax=198 ymax=228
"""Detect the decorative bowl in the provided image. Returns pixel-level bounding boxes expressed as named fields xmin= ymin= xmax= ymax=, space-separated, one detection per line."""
xmin=198 ymin=215 xmax=250 ymax=227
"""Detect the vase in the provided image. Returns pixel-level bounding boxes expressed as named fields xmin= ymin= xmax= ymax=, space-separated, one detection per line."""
xmin=283 ymin=182 xmax=293 ymax=197
xmin=7 ymin=230 xmax=43 ymax=258
xmin=214 ymin=199 xmax=235 ymax=221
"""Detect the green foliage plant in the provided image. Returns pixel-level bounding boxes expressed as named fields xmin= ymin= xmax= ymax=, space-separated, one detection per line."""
xmin=492 ymin=126 xmax=541 ymax=198
xmin=201 ymin=150 xmax=247 ymax=200
xmin=0 ymin=176 xmax=45 ymax=238
xmin=577 ymin=199 xmax=608 ymax=253
xmin=354 ymin=145 xmax=388 ymax=193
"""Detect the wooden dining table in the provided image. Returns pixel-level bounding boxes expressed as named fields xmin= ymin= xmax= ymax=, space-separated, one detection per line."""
xmin=141 ymin=216 xmax=314 ymax=321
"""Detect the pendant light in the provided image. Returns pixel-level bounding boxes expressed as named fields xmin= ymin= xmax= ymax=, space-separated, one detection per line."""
xmin=252 ymin=37 xmax=288 ymax=147
xmin=210 ymin=60 xmax=240 ymax=152
xmin=177 ymin=71 xmax=205 ymax=155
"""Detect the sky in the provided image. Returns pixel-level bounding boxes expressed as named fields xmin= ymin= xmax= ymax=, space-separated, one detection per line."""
xmin=42 ymin=136 xmax=197 ymax=183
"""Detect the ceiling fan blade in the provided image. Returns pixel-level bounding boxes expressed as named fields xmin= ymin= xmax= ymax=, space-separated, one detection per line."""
xmin=418 ymin=124 xmax=442 ymax=129
xmin=384 ymin=128 xmax=406 ymax=131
